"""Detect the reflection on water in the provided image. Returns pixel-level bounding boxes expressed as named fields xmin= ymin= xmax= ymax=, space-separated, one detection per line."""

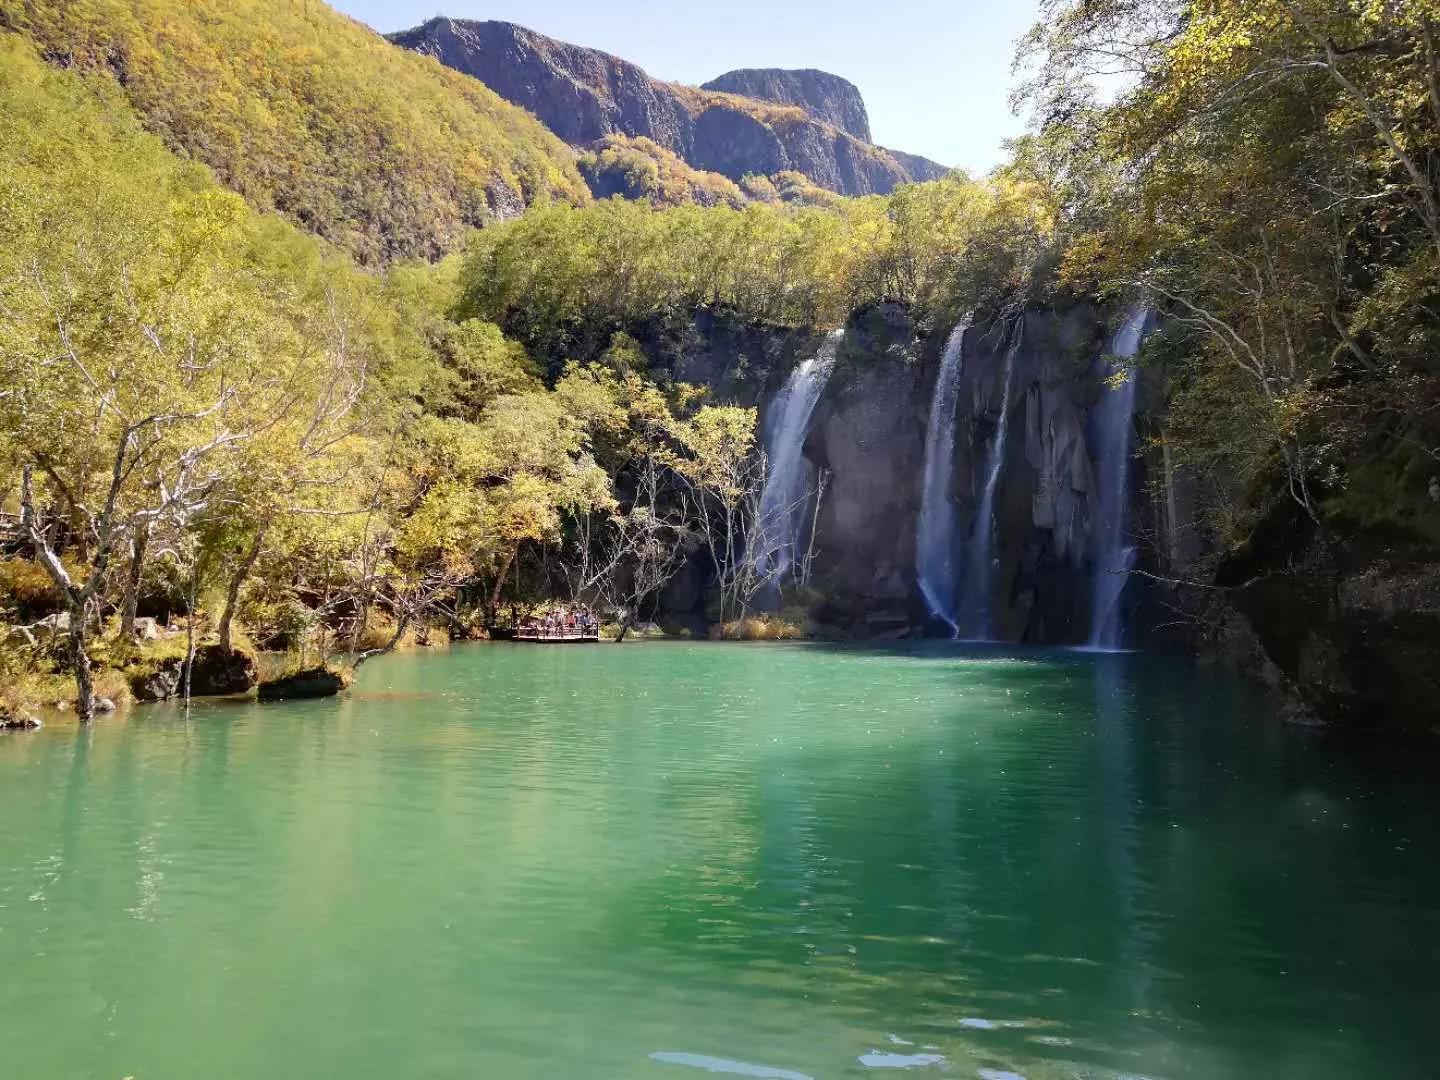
xmin=3 ymin=641 xmax=1440 ymax=1080
xmin=857 ymin=1049 xmax=947 ymax=1068
xmin=650 ymin=1051 xmax=815 ymax=1078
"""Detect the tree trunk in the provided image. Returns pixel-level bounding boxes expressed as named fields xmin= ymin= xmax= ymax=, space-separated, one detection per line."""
xmin=120 ymin=522 xmax=150 ymax=642
xmin=615 ymin=614 xmax=633 ymax=643
xmin=218 ymin=525 xmax=267 ymax=654
xmin=1162 ymin=436 xmax=1181 ymax=570
xmin=68 ymin=503 xmax=89 ymax=564
xmin=352 ymin=610 xmax=412 ymax=672
xmin=487 ymin=548 xmax=517 ymax=624
xmin=21 ymin=466 xmax=97 ymax=720
xmin=69 ymin=606 xmax=95 ymax=722
xmin=181 ymin=546 xmax=199 ymax=709
xmin=440 ymin=607 xmax=472 ymax=641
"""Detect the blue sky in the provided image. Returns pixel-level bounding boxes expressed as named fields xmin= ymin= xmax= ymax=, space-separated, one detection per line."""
xmin=329 ymin=0 xmax=1042 ymax=174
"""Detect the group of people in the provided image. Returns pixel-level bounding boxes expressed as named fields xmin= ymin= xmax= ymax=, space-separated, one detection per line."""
xmin=522 ymin=608 xmax=599 ymax=638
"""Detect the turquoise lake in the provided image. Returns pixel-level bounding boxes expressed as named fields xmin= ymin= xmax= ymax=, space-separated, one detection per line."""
xmin=3 ymin=641 xmax=1438 ymax=1079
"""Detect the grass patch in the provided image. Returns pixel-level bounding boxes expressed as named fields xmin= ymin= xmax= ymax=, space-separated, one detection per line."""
xmin=3 ymin=668 xmax=133 ymax=712
xmin=712 ymin=615 xmax=807 ymax=640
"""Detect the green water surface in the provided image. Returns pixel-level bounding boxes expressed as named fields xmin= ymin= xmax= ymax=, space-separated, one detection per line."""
xmin=3 ymin=642 xmax=1438 ymax=1079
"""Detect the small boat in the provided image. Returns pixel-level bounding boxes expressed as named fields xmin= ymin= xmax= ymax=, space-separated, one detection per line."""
xmin=514 ymin=630 xmax=600 ymax=644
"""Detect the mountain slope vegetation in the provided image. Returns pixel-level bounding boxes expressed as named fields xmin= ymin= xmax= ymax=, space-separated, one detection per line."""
xmin=578 ymin=135 xmax=748 ymax=209
xmin=0 ymin=0 xmax=591 ymax=264
xmin=701 ymin=68 xmax=875 ymax=142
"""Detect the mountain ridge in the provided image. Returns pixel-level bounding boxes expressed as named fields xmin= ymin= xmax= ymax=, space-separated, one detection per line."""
xmin=702 ymin=68 xmax=874 ymax=142
xmin=389 ymin=17 xmax=951 ymax=198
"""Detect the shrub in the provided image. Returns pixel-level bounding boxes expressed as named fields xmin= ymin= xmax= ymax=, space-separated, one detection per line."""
xmin=0 ymin=557 xmax=65 ymax=619
xmin=713 ymin=615 xmax=806 ymax=640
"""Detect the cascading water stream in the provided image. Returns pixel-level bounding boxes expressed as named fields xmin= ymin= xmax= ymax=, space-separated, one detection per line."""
xmin=956 ymin=326 xmax=1020 ymax=640
xmin=915 ymin=323 xmax=969 ymax=634
xmin=752 ymin=330 xmax=843 ymax=594
xmin=1087 ymin=307 xmax=1150 ymax=650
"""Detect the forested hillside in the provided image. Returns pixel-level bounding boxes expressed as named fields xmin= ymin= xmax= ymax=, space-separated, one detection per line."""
xmin=577 ymin=136 xmax=749 ymax=209
xmin=0 ymin=32 xmax=756 ymax=719
xmin=0 ymin=0 xmax=591 ymax=263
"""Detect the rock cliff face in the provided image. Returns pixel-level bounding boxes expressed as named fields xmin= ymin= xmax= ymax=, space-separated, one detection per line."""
xmin=808 ymin=307 xmax=929 ymax=630
xmin=392 ymin=19 xmax=689 ymax=149
xmin=630 ymin=302 xmax=1158 ymax=644
xmin=800 ymin=303 xmax=1148 ymax=640
xmin=1211 ymin=501 xmax=1440 ymax=734
xmin=701 ymin=70 xmax=951 ymax=183
xmin=390 ymin=18 xmax=946 ymax=197
xmin=702 ymin=68 xmax=873 ymax=141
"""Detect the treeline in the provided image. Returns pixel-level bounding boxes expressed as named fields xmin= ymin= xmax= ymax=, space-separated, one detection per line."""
xmin=1015 ymin=0 xmax=1440 ymax=550
xmin=575 ymin=137 xmax=907 ymax=214
xmin=457 ymin=175 xmax=1054 ymax=351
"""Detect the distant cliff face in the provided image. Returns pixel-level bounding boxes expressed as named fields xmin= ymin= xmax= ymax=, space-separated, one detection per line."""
xmin=390 ymin=18 xmax=947 ymax=198
xmin=877 ymin=146 xmax=951 ymax=184
xmin=392 ymin=19 xmax=687 ymax=150
xmin=702 ymin=68 xmax=872 ymax=141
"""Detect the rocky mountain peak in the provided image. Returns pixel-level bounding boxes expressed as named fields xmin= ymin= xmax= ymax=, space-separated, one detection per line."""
xmin=702 ymin=68 xmax=872 ymax=142
xmin=390 ymin=17 xmax=950 ymax=198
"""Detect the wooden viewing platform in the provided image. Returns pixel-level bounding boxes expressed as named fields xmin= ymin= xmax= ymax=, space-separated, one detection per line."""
xmin=513 ymin=630 xmax=601 ymax=643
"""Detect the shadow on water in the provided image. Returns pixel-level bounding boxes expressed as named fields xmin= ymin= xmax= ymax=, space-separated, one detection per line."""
xmin=576 ymin=642 xmax=1440 ymax=1078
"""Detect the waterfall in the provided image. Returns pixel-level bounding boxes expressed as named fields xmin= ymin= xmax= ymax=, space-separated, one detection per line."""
xmin=915 ymin=323 xmax=969 ymax=634
xmin=957 ymin=326 xmax=1020 ymax=640
xmin=752 ymin=330 xmax=842 ymax=591
xmin=1087 ymin=308 xmax=1150 ymax=650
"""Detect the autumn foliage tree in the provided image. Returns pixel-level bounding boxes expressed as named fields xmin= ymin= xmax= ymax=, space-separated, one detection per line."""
xmin=1015 ymin=0 xmax=1440 ymax=546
